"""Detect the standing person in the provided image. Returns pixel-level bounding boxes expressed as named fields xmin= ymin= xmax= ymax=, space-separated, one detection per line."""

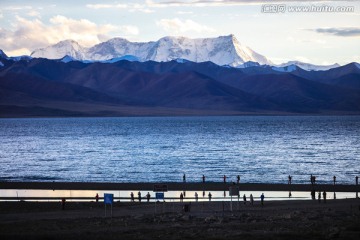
xmin=237 ymin=175 xmax=240 ymax=184
xmin=180 ymin=192 xmax=184 ymax=202
xmin=202 ymin=175 xmax=205 ymax=183
xmin=260 ymin=193 xmax=264 ymax=206
xmin=130 ymin=192 xmax=134 ymax=202
xmin=318 ymin=191 xmax=321 ymax=203
xmin=208 ymin=192 xmax=212 ymax=201
xmin=138 ymin=191 xmax=141 ymax=202
xmin=288 ymin=175 xmax=292 ymax=184
xmin=356 ymin=176 xmax=358 ymax=185
xmin=311 ymin=189 xmax=315 ymax=200
xmin=95 ymin=193 xmax=99 ymax=203
xmin=323 ymin=191 xmax=327 ymax=203
xmin=195 ymin=192 xmax=198 ymax=202
xmin=146 ymin=192 xmax=151 ymax=202
xmin=333 ymin=176 xmax=336 ymax=185
xmin=250 ymin=194 xmax=254 ymax=205
xmin=183 ymin=174 xmax=186 ymax=183
xmin=223 ymin=175 xmax=226 ymax=183
xmin=243 ymin=194 xmax=247 ymax=205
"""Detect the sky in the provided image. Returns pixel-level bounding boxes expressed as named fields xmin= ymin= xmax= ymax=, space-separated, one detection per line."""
xmin=0 ymin=0 xmax=359 ymax=65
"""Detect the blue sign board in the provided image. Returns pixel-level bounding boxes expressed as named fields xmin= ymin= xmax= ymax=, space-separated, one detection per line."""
xmin=104 ymin=193 xmax=114 ymax=204
xmin=156 ymin=192 xmax=164 ymax=200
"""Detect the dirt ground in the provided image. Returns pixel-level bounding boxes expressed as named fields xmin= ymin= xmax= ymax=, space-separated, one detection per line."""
xmin=0 ymin=199 xmax=359 ymax=240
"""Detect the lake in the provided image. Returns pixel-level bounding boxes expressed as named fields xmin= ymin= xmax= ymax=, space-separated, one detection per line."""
xmin=0 ymin=116 xmax=359 ymax=184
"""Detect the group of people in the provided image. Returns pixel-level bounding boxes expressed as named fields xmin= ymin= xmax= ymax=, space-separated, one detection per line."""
xmin=184 ymin=174 xmax=360 ymax=185
xmin=311 ymin=190 xmax=328 ymax=203
xmin=130 ymin=191 xmax=152 ymax=202
xmin=126 ymin=191 xmax=266 ymax=205
xmin=183 ymin=174 xmax=241 ymax=184
xmin=94 ymin=174 xmax=360 ymax=204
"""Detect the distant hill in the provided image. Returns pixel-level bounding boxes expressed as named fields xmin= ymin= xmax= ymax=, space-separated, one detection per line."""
xmin=0 ymin=55 xmax=359 ymax=117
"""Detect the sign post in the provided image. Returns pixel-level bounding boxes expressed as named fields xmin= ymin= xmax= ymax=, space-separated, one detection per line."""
xmin=104 ymin=193 xmax=114 ymax=217
xmin=153 ymin=185 xmax=167 ymax=214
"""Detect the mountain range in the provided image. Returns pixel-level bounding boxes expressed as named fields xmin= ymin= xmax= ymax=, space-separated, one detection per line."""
xmin=30 ymin=35 xmax=274 ymax=67
xmin=29 ymin=35 xmax=342 ymax=71
xmin=1 ymin=50 xmax=359 ymax=117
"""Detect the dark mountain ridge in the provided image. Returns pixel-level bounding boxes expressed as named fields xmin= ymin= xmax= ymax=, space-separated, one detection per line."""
xmin=0 ymin=55 xmax=359 ymax=117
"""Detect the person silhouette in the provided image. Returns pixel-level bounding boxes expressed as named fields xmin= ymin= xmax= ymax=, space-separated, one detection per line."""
xmin=250 ymin=194 xmax=254 ymax=205
xmin=260 ymin=193 xmax=265 ymax=206
xmin=138 ymin=191 xmax=141 ymax=202
xmin=146 ymin=192 xmax=151 ymax=202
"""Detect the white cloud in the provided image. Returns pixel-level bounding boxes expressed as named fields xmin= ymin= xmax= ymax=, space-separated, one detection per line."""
xmin=87 ymin=3 xmax=154 ymax=13
xmin=176 ymin=11 xmax=193 ymax=15
xmin=86 ymin=4 xmax=127 ymax=9
xmin=147 ymin=0 xmax=343 ymax=7
xmin=119 ymin=25 xmax=140 ymax=35
xmin=156 ymin=18 xmax=215 ymax=34
xmin=27 ymin=10 xmax=41 ymax=18
xmin=3 ymin=5 xmax=32 ymax=10
xmin=0 ymin=15 xmax=139 ymax=56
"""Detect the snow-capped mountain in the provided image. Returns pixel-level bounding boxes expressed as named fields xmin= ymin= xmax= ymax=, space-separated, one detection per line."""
xmin=275 ymin=61 xmax=340 ymax=71
xmin=31 ymin=40 xmax=87 ymax=60
xmin=30 ymin=35 xmax=272 ymax=67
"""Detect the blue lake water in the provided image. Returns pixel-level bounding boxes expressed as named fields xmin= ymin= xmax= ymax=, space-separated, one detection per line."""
xmin=0 ymin=116 xmax=359 ymax=184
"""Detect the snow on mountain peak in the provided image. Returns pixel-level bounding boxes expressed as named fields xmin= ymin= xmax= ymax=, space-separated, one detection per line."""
xmin=30 ymin=35 xmax=272 ymax=67
xmin=31 ymin=39 xmax=86 ymax=60
xmin=276 ymin=61 xmax=340 ymax=71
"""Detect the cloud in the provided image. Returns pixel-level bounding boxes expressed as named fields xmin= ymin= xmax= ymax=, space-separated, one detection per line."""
xmin=176 ymin=11 xmax=193 ymax=14
xmin=3 ymin=5 xmax=32 ymax=10
xmin=87 ymin=3 xmax=153 ymax=13
xmin=147 ymin=0 xmax=336 ymax=7
xmin=119 ymin=25 xmax=140 ymax=35
xmin=312 ymin=27 xmax=360 ymax=37
xmin=86 ymin=4 xmax=127 ymax=9
xmin=27 ymin=10 xmax=41 ymax=18
xmin=157 ymin=18 xmax=215 ymax=34
xmin=0 ymin=15 xmax=139 ymax=56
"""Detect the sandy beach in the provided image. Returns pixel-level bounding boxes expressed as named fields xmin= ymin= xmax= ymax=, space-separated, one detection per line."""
xmin=1 ymin=187 xmax=359 ymax=239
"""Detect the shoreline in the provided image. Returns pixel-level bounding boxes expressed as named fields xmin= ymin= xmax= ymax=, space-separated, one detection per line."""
xmin=1 ymin=181 xmax=359 ymax=192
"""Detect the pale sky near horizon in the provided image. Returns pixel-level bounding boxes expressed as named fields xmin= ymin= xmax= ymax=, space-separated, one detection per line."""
xmin=0 ymin=0 xmax=359 ymax=65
